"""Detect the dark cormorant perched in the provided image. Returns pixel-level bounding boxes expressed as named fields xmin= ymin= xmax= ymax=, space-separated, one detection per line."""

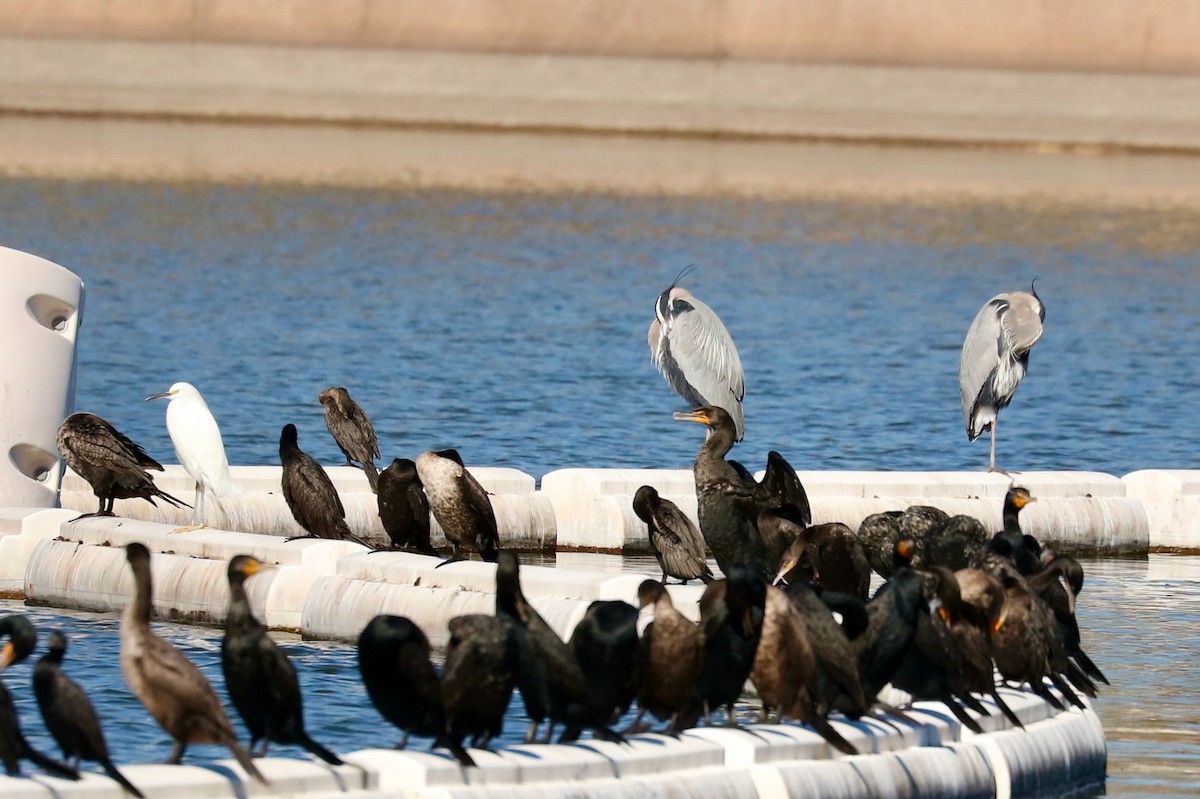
xmin=987 ymin=486 xmax=1041 ymax=576
xmin=758 ymin=504 xmax=807 ymax=578
xmin=377 ymin=458 xmax=436 ymax=555
xmin=674 ymin=406 xmax=767 ymax=578
xmin=119 ymin=543 xmax=266 ymax=784
xmin=495 ymin=551 xmax=618 ymax=744
xmin=319 ymin=387 xmax=381 ymax=492
xmin=32 ymin=631 xmax=143 ymax=796
xmin=1027 ymin=556 xmax=1108 ymax=685
xmin=279 ymin=424 xmax=370 ymax=547
xmin=628 ymin=581 xmax=704 ymax=736
xmin=416 ymin=449 xmax=500 ymax=564
xmin=1 ymin=616 xmax=79 ymax=781
xmin=851 ymin=537 xmax=927 ymax=708
xmin=560 ymin=600 xmax=642 ymax=743
xmin=684 ymin=566 xmax=766 ymax=727
xmin=632 ymin=486 xmax=713 ymax=585
xmin=441 ymin=615 xmax=519 ymax=751
xmin=758 ymin=450 xmax=811 ymax=526
xmin=56 ymin=412 xmax=189 ymax=519
xmin=780 ymin=582 xmax=869 ymax=719
xmin=222 ymin=555 xmax=341 ymax=764
xmin=357 ymin=615 xmax=473 ymax=766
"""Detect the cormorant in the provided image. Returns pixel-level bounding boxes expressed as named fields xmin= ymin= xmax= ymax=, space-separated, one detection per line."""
xmin=377 ymin=458 xmax=436 ymax=554
xmin=632 ymin=486 xmax=712 ymax=585
xmin=441 ymin=615 xmax=519 ymax=751
xmin=987 ymin=486 xmax=1041 ymax=577
xmin=32 ymin=631 xmax=144 ymax=796
xmin=357 ymin=615 xmax=473 ymax=765
xmin=628 ymin=581 xmax=704 ymax=736
xmin=775 ymin=522 xmax=870 ymax=600
xmin=145 ymin=382 xmax=241 ymax=529
xmin=560 ymin=600 xmax=642 ymax=743
xmin=119 ymin=543 xmax=266 ymax=783
xmin=1027 ymin=555 xmax=1107 ymax=686
xmin=684 ymin=566 xmax=766 ymax=727
xmin=56 ymin=412 xmax=189 ymax=519
xmin=222 ymin=555 xmax=341 ymax=764
xmin=674 ymin=406 xmax=767 ymax=578
xmin=279 ymin=424 xmax=370 ymax=547
xmin=856 ymin=511 xmax=902 ymax=578
xmin=319 ymin=387 xmax=381 ymax=492
xmin=758 ymin=450 xmax=811 ymax=527
xmin=416 ymin=449 xmax=500 ymax=564
xmin=1 ymin=615 xmax=79 ymax=780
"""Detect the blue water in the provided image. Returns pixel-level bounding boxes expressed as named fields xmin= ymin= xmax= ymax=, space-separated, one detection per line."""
xmin=1 ymin=178 xmax=1197 ymax=477
xmin=3 ymin=178 xmax=1199 ymax=796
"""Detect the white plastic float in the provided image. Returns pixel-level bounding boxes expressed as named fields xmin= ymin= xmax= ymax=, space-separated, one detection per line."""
xmin=0 ymin=246 xmax=84 ymax=508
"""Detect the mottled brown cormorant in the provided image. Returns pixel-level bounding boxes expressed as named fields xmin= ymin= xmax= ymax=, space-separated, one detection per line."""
xmin=1 ymin=616 xmax=79 ymax=781
xmin=633 ymin=486 xmax=712 ymax=585
xmin=560 ymin=600 xmax=642 ymax=743
xmin=626 ymin=581 xmax=703 ymax=736
xmin=857 ymin=511 xmax=902 ymax=578
xmin=776 ymin=522 xmax=870 ymax=600
xmin=758 ymin=504 xmax=807 ymax=577
xmin=119 ymin=543 xmax=266 ymax=783
xmin=416 ymin=449 xmax=500 ymax=564
xmin=377 ymin=458 xmax=436 ymax=555
xmin=222 ymin=555 xmax=341 ymax=764
xmin=674 ymin=406 xmax=767 ymax=578
xmin=33 ymin=631 xmax=143 ymax=796
xmin=56 ymin=412 xmax=189 ymax=519
xmin=683 ymin=566 xmax=766 ymax=727
xmin=495 ymin=552 xmax=620 ymax=744
xmin=279 ymin=424 xmax=370 ymax=547
xmin=923 ymin=514 xmax=990 ymax=572
xmin=357 ymin=615 xmax=473 ymax=765
xmin=441 ymin=614 xmax=519 ymax=751
xmin=319 ymin=387 xmax=381 ymax=492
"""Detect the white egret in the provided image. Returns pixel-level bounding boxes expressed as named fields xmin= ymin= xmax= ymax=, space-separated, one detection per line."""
xmin=145 ymin=382 xmax=240 ymax=529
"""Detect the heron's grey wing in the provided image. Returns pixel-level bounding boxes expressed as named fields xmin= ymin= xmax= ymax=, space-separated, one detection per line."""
xmin=958 ymin=296 xmax=1007 ymax=433
xmin=663 ymin=298 xmax=745 ymax=434
xmin=999 ymin=291 xmax=1044 ymax=357
xmin=651 ymin=501 xmax=708 ymax=573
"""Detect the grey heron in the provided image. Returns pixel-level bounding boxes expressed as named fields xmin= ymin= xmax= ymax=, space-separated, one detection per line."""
xmin=146 ymin=381 xmax=241 ymax=530
xmin=56 ymin=412 xmax=189 ymax=519
xmin=649 ymin=277 xmax=745 ymax=442
xmin=959 ymin=285 xmax=1045 ymax=472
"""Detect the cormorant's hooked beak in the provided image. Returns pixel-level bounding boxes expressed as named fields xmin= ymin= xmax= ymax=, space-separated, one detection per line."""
xmin=145 ymin=390 xmax=176 ymax=402
xmin=243 ymin=558 xmax=275 ymax=578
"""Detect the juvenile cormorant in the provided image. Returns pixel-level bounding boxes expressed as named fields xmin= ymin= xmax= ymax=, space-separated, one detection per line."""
xmin=1 ymin=616 xmax=79 ymax=780
xmin=56 ymin=412 xmax=189 ymax=519
xmin=649 ymin=276 xmax=745 ymax=441
xmin=674 ymin=406 xmax=767 ymax=578
xmin=959 ymin=285 xmax=1045 ymax=472
xmin=633 ymin=486 xmax=712 ymax=585
xmin=319 ymin=387 xmax=381 ymax=492
xmin=628 ymin=581 xmax=704 ymax=736
xmin=357 ymin=615 xmax=473 ymax=765
xmin=441 ymin=615 xmax=519 ymax=751
xmin=32 ymin=631 xmax=143 ymax=796
xmin=279 ymin=424 xmax=370 ymax=547
xmin=377 ymin=458 xmax=436 ymax=554
xmin=119 ymin=543 xmax=266 ymax=783
xmin=145 ymin=382 xmax=241 ymax=529
xmin=222 ymin=555 xmax=341 ymax=764
xmin=416 ymin=449 xmax=500 ymax=564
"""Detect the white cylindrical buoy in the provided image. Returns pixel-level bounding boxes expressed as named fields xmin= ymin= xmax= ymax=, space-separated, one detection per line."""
xmin=0 ymin=246 xmax=85 ymax=507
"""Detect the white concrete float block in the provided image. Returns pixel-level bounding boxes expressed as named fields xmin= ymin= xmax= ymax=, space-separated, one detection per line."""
xmin=344 ymin=749 xmax=466 ymax=795
xmin=1123 ymin=469 xmax=1200 ymax=549
xmin=237 ymin=756 xmax=367 ymax=796
xmin=0 ymin=507 xmax=78 ymax=595
xmin=496 ymin=745 xmax=616 ymax=784
xmin=541 ymin=468 xmax=698 ymax=552
xmin=574 ymin=734 xmax=727 ymax=778
xmin=974 ymin=704 xmax=1106 ymax=799
xmin=64 ymin=465 xmax=555 ymax=551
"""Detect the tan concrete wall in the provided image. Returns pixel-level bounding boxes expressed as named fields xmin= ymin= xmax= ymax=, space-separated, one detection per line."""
xmin=0 ymin=0 xmax=1198 ymax=74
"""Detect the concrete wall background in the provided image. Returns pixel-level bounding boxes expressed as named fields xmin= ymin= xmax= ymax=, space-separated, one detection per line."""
xmin=1 ymin=0 xmax=1198 ymax=74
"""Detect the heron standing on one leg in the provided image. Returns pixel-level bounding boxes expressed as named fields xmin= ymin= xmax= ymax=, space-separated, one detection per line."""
xmin=959 ymin=284 xmax=1045 ymax=473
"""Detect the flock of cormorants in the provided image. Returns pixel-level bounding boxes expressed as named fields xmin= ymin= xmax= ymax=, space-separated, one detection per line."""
xmin=3 ymin=280 xmax=1093 ymax=792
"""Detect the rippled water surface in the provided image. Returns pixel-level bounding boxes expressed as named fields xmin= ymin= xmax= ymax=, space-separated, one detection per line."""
xmin=2 ymin=179 xmax=1199 ymax=796
xmin=0 ymin=555 xmax=1191 ymax=796
xmin=1 ymin=179 xmax=1198 ymax=476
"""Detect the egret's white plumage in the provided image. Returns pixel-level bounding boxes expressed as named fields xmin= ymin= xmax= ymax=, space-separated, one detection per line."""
xmin=145 ymin=382 xmax=240 ymax=527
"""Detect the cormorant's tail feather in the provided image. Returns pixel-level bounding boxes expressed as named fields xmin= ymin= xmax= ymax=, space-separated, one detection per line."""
xmin=22 ymin=741 xmax=79 ymax=781
xmin=810 ymin=717 xmax=858 ymax=756
xmin=364 ymin=462 xmax=380 ymax=494
xmin=300 ymin=733 xmax=344 ymax=766
xmin=990 ymin=690 xmax=1025 ymax=730
xmin=100 ymin=756 xmax=145 ymax=798
xmin=226 ymin=740 xmax=269 ymax=785
xmin=436 ymin=736 xmax=476 ymax=767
